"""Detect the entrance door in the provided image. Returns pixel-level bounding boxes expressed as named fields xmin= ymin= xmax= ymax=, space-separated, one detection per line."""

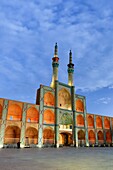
xmin=60 ymin=133 xmax=69 ymax=146
xmin=64 ymin=134 xmax=68 ymax=146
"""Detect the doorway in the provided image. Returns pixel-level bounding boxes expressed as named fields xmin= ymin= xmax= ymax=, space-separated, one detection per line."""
xmin=60 ymin=133 xmax=72 ymax=146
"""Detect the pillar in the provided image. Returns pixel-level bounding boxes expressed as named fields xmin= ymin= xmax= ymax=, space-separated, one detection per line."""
xmin=71 ymin=86 xmax=77 ymax=147
xmin=102 ymin=116 xmax=106 ymax=144
xmin=20 ymin=103 xmax=27 ymax=148
xmin=84 ymin=98 xmax=89 ymax=146
xmin=94 ymin=115 xmax=98 ymax=145
xmin=55 ymin=80 xmax=59 ymax=148
xmin=38 ymin=85 xmax=44 ymax=148
xmin=0 ymin=99 xmax=8 ymax=148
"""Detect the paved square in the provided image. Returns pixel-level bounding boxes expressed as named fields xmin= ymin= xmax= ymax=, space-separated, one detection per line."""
xmin=0 ymin=147 xmax=113 ymax=170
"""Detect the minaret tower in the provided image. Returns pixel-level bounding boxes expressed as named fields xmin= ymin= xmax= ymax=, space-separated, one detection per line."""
xmin=50 ymin=43 xmax=59 ymax=88
xmin=67 ymin=50 xmax=74 ymax=86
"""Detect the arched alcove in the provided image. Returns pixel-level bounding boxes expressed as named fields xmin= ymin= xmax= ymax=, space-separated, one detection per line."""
xmin=59 ymin=133 xmax=72 ymax=146
xmin=58 ymin=88 xmax=71 ymax=109
xmin=26 ymin=107 xmax=39 ymax=123
xmin=97 ymin=131 xmax=104 ymax=142
xmin=44 ymin=92 xmax=55 ymax=106
xmin=87 ymin=115 xmax=94 ymax=127
xmin=7 ymin=104 xmax=22 ymax=121
xmin=76 ymin=99 xmax=84 ymax=112
xmin=96 ymin=117 xmax=102 ymax=128
xmin=4 ymin=126 xmax=20 ymax=144
xmin=77 ymin=115 xmax=84 ymax=126
xmin=106 ymin=131 xmax=112 ymax=143
xmin=104 ymin=118 xmax=110 ymax=129
xmin=43 ymin=109 xmax=55 ymax=124
xmin=78 ymin=130 xmax=85 ymax=140
xmin=88 ymin=130 xmax=95 ymax=144
xmin=25 ymin=127 xmax=38 ymax=145
xmin=43 ymin=127 xmax=54 ymax=144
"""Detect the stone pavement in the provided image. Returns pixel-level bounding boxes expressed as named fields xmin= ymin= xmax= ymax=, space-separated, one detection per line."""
xmin=0 ymin=147 xmax=113 ymax=170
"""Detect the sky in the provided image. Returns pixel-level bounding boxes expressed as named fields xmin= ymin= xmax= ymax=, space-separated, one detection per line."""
xmin=0 ymin=0 xmax=113 ymax=117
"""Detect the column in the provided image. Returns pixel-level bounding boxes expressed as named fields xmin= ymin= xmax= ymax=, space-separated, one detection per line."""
xmin=0 ymin=99 xmax=8 ymax=148
xmin=71 ymin=86 xmax=77 ymax=147
xmin=94 ymin=115 xmax=98 ymax=145
xmin=38 ymin=85 xmax=44 ymax=148
xmin=20 ymin=103 xmax=27 ymax=148
xmin=102 ymin=117 xmax=106 ymax=144
xmin=84 ymin=98 xmax=89 ymax=147
xmin=55 ymin=80 xmax=59 ymax=148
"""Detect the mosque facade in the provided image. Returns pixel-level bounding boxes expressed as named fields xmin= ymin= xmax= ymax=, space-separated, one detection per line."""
xmin=0 ymin=44 xmax=113 ymax=148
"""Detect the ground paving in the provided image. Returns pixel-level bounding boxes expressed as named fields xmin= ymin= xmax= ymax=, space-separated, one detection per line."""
xmin=0 ymin=147 xmax=113 ymax=170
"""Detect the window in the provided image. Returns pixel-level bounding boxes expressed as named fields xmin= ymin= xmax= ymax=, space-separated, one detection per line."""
xmin=10 ymin=116 xmax=13 ymax=120
xmin=27 ymin=118 xmax=31 ymax=122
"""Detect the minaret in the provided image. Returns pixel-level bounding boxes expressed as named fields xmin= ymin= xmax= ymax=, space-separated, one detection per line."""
xmin=50 ymin=43 xmax=59 ymax=88
xmin=67 ymin=50 xmax=74 ymax=86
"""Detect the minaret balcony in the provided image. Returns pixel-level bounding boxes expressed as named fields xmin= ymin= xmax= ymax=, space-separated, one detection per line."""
xmin=68 ymin=68 xmax=74 ymax=73
xmin=52 ymin=62 xmax=59 ymax=67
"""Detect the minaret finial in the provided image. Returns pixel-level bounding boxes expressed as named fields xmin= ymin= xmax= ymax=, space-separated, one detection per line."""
xmin=69 ymin=50 xmax=72 ymax=64
xmin=54 ymin=42 xmax=58 ymax=57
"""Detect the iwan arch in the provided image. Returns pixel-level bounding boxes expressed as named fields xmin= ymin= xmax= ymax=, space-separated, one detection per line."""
xmin=0 ymin=43 xmax=113 ymax=148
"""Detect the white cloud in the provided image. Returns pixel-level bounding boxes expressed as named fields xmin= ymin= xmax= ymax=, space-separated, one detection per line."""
xmin=96 ymin=97 xmax=111 ymax=105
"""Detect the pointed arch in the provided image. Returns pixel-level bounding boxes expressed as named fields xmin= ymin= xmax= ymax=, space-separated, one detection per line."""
xmin=87 ymin=115 xmax=94 ymax=127
xmin=106 ymin=131 xmax=112 ymax=143
xmin=97 ymin=131 xmax=104 ymax=142
xmin=7 ymin=104 xmax=22 ymax=121
xmin=59 ymin=132 xmax=73 ymax=146
xmin=77 ymin=114 xmax=84 ymax=126
xmin=78 ymin=130 xmax=85 ymax=140
xmin=76 ymin=99 xmax=84 ymax=112
xmin=44 ymin=92 xmax=55 ymax=106
xmin=43 ymin=109 xmax=55 ymax=124
xmin=26 ymin=107 xmax=39 ymax=123
xmin=104 ymin=118 xmax=110 ymax=129
xmin=25 ymin=127 xmax=38 ymax=144
xmin=88 ymin=130 xmax=95 ymax=144
xmin=58 ymin=88 xmax=71 ymax=109
xmin=43 ymin=127 xmax=54 ymax=144
xmin=96 ymin=116 xmax=102 ymax=128
xmin=4 ymin=126 xmax=20 ymax=144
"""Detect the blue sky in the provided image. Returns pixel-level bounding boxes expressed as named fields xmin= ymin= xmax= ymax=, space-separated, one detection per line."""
xmin=0 ymin=0 xmax=113 ymax=117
